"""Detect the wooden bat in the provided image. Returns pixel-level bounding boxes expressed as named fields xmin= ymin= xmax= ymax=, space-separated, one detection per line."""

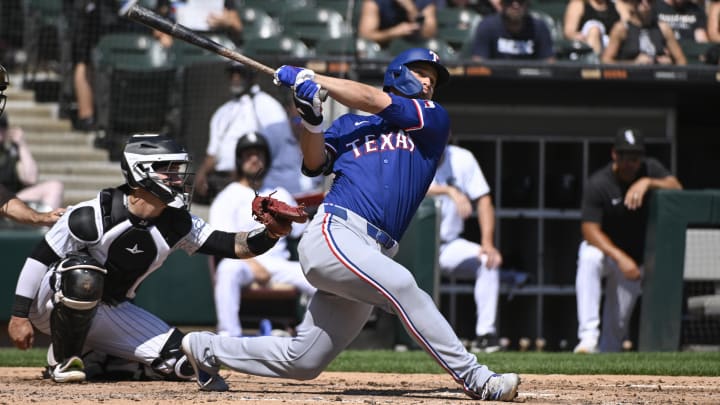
xmin=119 ymin=0 xmax=328 ymax=101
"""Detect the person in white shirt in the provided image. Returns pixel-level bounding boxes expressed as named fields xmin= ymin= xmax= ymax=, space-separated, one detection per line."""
xmin=196 ymin=61 xmax=312 ymax=202
xmin=209 ymin=132 xmax=316 ymax=337
xmin=427 ymin=143 xmax=503 ymax=353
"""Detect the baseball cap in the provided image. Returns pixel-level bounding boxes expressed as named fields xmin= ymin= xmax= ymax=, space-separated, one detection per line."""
xmin=614 ymin=128 xmax=645 ymax=153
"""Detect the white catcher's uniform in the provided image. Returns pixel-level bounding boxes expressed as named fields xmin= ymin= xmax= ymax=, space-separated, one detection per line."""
xmin=209 ymin=183 xmax=316 ymax=336
xmin=21 ymin=188 xmax=217 ymax=367
xmin=432 ymin=145 xmax=499 ymax=337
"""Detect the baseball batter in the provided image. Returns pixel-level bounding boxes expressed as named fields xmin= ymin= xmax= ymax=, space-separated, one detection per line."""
xmin=574 ymin=128 xmax=682 ymax=353
xmin=7 ymin=134 xmax=294 ymax=383
xmin=181 ymin=48 xmax=520 ymax=401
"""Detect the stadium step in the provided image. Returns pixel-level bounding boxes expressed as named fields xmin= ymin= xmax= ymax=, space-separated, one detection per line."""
xmin=3 ymin=83 xmax=121 ymax=207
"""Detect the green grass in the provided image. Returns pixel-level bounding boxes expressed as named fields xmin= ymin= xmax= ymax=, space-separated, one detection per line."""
xmin=3 ymin=348 xmax=719 ymax=376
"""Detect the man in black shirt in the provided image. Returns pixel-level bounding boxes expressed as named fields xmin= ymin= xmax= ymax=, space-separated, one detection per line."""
xmin=574 ymin=128 xmax=682 ymax=353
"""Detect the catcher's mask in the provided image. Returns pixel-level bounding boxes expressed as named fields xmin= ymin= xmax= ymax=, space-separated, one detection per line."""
xmin=0 ymin=64 xmax=8 ymax=117
xmin=383 ymin=48 xmax=449 ymax=98
xmin=120 ymin=134 xmax=194 ymax=210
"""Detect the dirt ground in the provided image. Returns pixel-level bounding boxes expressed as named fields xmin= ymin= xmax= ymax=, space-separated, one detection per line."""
xmin=0 ymin=368 xmax=718 ymax=404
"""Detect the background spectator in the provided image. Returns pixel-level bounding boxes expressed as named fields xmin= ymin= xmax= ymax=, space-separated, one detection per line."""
xmin=209 ymin=132 xmax=316 ymax=337
xmin=426 ymin=143 xmax=503 ymax=353
xmin=574 ymin=128 xmax=682 ymax=353
xmin=709 ymin=0 xmax=720 ymax=42
xmin=601 ymin=0 xmax=687 ymax=64
xmin=0 ymin=114 xmax=64 ymax=210
xmin=194 ymin=61 xmax=308 ymax=204
xmin=563 ymin=0 xmax=621 ymax=55
xmin=153 ymin=0 xmax=242 ymax=47
xmin=358 ymin=0 xmax=439 ymax=47
xmin=655 ymin=0 xmax=708 ymax=42
xmin=471 ymin=0 xmax=555 ymax=61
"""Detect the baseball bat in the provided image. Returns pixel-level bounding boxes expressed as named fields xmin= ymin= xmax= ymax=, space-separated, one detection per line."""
xmin=119 ymin=0 xmax=328 ymax=101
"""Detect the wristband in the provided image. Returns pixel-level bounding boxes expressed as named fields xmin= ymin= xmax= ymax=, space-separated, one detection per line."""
xmin=12 ymin=295 xmax=33 ymax=318
xmin=246 ymin=227 xmax=279 ymax=256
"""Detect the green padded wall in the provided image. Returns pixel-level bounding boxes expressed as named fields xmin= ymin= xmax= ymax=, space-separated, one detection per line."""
xmin=639 ymin=189 xmax=720 ymax=351
xmin=0 ymin=230 xmax=45 ymax=322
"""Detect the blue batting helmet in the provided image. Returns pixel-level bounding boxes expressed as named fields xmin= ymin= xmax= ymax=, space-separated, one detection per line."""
xmin=383 ymin=48 xmax=450 ymax=97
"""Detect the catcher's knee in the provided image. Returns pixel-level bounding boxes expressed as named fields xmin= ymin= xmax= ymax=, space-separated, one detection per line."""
xmin=52 ymin=252 xmax=106 ymax=310
xmin=49 ymin=253 xmax=107 ymax=361
xmin=149 ymin=328 xmax=194 ymax=381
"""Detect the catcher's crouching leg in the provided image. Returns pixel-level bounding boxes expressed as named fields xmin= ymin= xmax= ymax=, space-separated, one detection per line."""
xmin=145 ymin=328 xmax=196 ymax=381
xmin=48 ymin=254 xmax=106 ymax=383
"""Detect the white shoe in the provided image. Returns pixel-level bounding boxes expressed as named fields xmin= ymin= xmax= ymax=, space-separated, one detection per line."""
xmin=181 ymin=333 xmax=229 ymax=392
xmin=51 ymin=356 xmax=86 ymax=383
xmin=476 ymin=373 xmax=521 ymax=401
xmin=573 ymin=339 xmax=598 ymax=354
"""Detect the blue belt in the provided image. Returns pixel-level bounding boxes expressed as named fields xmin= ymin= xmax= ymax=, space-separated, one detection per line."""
xmin=323 ymin=205 xmax=396 ymax=250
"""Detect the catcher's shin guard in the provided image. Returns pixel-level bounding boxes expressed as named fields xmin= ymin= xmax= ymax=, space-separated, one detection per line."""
xmin=50 ymin=254 xmax=106 ymax=364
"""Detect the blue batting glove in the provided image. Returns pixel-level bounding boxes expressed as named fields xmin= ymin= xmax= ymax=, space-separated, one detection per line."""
xmin=295 ymin=80 xmax=321 ymax=102
xmin=273 ymin=65 xmax=315 ymax=88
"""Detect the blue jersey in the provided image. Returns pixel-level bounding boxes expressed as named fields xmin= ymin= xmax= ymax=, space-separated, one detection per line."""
xmin=323 ymin=93 xmax=450 ymax=241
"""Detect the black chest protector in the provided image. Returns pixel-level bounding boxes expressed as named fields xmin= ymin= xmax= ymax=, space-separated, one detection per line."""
xmin=96 ymin=188 xmax=192 ymax=303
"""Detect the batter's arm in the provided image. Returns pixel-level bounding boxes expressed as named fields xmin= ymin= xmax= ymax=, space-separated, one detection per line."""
xmin=314 ymin=74 xmax=392 ymax=115
xmin=582 ymin=221 xmax=640 ymax=280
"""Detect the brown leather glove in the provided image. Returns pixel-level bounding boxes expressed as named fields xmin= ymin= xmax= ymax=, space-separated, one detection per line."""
xmin=251 ymin=192 xmax=308 ymax=238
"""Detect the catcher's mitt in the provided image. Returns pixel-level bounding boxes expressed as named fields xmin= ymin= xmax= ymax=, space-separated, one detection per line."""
xmin=252 ymin=192 xmax=308 ymax=237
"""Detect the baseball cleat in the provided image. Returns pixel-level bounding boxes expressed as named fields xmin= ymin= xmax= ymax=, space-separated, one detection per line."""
xmin=573 ymin=339 xmax=599 ymax=354
xmin=181 ymin=333 xmax=228 ymax=392
xmin=50 ymin=356 xmax=86 ymax=383
xmin=470 ymin=334 xmax=502 ymax=353
xmin=472 ymin=373 xmax=520 ymax=401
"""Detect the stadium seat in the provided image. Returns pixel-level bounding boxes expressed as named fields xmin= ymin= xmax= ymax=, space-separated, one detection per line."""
xmin=240 ymin=35 xmax=312 ymax=60
xmin=314 ymin=0 xmax=363 ymax=26
xmin=22 ymin=0 xmax=63 ymax=96
xmin=280 ymin=7 xmax=352 ymax=47
xmin=678 ymin=40 xmax=715 ymax=65
xmin=92 ymin=33 xmax=175 ymax=159
xmin=555 ymin=39 xmax=599 ymax=63
xmin=387 ymin=38 xmax=459 ymax=63
xmin=169 ymin=34 xmax=235 ymax=67
xmin=241 ymin=0 xmax=314 ymax=18
xmin=314 ymin=36 xmax=391 ymax=60
xmin=530 ymin=10 xmax=562 ymax=43
xmin=238 ymin=7 xmax=281 ymax=40
xmin=93 ymin=33 xmax=171 ymax=70
xmin=531 ymin=0 xmax=568 ymax=31
xmin=436 ymin=7 xmax=483 ymax=52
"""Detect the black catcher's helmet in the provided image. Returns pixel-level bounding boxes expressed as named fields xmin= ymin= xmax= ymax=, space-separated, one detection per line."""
xmin=235 ymin=132 xmax=271 ymax=177
xmin=120 ymin=134 xmax=194 ymax=209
